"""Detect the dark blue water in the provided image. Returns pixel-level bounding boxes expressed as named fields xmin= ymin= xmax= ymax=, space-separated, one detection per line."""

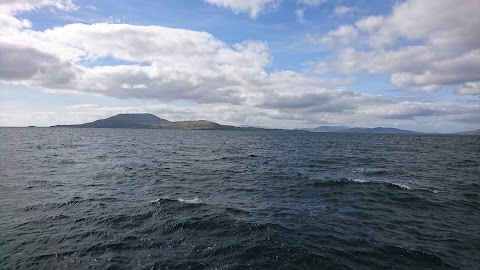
xmin=1 ymin=128 xmax=479 ymax=269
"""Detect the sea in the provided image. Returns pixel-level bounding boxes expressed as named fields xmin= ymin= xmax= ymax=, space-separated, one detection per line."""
xmin=1 ymin=128 xmax=479 ymax=269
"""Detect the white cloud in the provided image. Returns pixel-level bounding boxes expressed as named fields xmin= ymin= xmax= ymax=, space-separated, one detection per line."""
xmin=0 ymin=0 xmax=78 ymax=37
xmin=0 ymin=20 xmax=276 ymax=103
xmin=204 ymin=0 xmax=279 ymax=18
xmin=0 ymin=0 xmax=77 ymax=14
xmin=309 ymin=61 xmax=329 ymax=74
xmin=333 ymin=5 xmax=354 ymax=16
xmin=358 ymin=101 xmax=479 ymax=120
xmin=456 ymin=82 xmax=480 ymax=95
xmin=309 ymin=0 xmax=480 ymax=92
xmin=0 ymin=13 xmax=32 ymax=29
xmin=295 ymin=9 xmax=305 ymax=22
xmin=121 ymin=83 xmax=148 ymax=89
xmin=297 ymin=0 xmax=326 ymax=7
xmin=355 ymin=16 xmax=383 ymax=33
xmin=364 ymin=0 xmax=479 ymax=49
xmin=307 ymin=25 xmax=358 ymax=46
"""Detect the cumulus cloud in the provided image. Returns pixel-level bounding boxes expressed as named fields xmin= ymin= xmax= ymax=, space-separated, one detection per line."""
xmin=0 ymin=20 xmax=276 ymax=103
xmin=1 ymin=12 xmax=371 ymax=114
xmin=359 ymin=0 xmax=480 ymax=49
xmin=309 ymin=0 xmax=480 ymax=92
xmin=204 ymin=0 xmax=279 ymax=18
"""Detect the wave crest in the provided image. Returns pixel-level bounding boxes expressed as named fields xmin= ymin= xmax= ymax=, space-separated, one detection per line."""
xmin=311 ymin=178 xmax=440 ymax=193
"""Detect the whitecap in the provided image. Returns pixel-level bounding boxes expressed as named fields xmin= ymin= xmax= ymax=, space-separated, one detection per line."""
xmin=390 ymin=183 xmax=413 ymax=190
xmin=353 ymin=167 xmax=389 ymax=174
xmin=352 ymin=178 xmax=368 ymax=183
xmin=348 ymin=178 xmax=413 ymax=190
xmin=177 ymin=196 xmax=202 ymax=204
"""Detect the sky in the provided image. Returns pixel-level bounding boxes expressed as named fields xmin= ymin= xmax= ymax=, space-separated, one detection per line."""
xmin=0 ymin=0 xmax=479 ymax=132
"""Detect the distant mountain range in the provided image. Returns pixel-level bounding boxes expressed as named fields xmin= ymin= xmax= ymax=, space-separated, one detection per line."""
xmin=302 ymin=125 xmax=420 ymax=134
xmin=52 ymin=113 xmax=258 ymax=130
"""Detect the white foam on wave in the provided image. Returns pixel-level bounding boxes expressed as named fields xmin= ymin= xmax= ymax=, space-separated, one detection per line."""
xmin=353 ymin=167 xmax=389 ymax=174
xmin=352 ymin=178 xmax=368 ymax=183
xmin=324 ymin=178 xmax=441 ymax=194
xmin=390 ymin=183 xmax=413 ymax=190
xmin=347 ymin=178 xmax=413 ymax=190
xmin=178 ymin=196 xmax=202 ymax=204
xmin=150 ymin=198 xmax=161 ymax=203
xmin=150 ymin=196 xmax=203 ymax=204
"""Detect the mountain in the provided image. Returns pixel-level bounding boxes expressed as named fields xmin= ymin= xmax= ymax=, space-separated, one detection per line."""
xmin=51 ymin=113 xmax=259 ymax=130
xmin=53 ymin=113 xmax=169 ymax=128
xmin=304 ymin=126 xmax=419 ymax=134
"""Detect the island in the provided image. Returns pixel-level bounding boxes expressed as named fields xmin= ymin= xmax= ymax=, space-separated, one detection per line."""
xmin=51 ymin=113 xmax=259 ymax=130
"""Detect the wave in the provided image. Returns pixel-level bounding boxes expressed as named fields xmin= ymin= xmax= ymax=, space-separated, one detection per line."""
xmin=178 ymin=196 xmax=202 ymax=204
xmin=150 ymin=196 xmax=203 ymax=204
xmin=312 ymin=178 xmax=439 ymax=193
xmin=23 ymin=196 xmax=117 ymax=212
xmin=149 ymin=198 xmax=172 ymax=204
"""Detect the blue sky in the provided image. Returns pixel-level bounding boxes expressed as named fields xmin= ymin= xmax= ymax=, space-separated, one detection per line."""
xmin=0 ymin=0 xmax=479 ymax=132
